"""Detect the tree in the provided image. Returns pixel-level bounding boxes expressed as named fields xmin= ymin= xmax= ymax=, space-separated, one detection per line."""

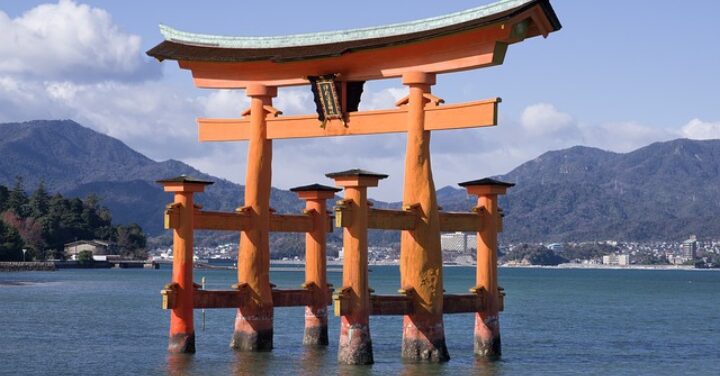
xmin=29 ymin=181 xmax=50 ymax=218
xmin=0 ymin=184 xmax=9 ymax=213
xmin=1 ymin=211 xmax=45 ymax=260
xmin=116 ymin=224 xmax=147 ymax=259
xmin=77 ymin=250 xmax=94 ymax=265
xmin=6 ymin=176 xmax=30 ymax=218
xmin=0 ymin=219 xmax=25 ymax=261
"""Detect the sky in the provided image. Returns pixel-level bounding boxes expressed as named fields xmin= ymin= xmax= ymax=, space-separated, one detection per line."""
xmin=1 ymin=0 xmax=719 ymax=200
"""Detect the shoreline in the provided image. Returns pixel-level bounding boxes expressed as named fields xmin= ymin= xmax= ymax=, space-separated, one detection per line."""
xmin=500 ymin=263 xmax=717 ymax=271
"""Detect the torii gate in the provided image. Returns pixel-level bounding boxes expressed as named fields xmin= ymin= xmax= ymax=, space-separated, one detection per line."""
xmin=149 ymin=0 xmax=560 ymax=365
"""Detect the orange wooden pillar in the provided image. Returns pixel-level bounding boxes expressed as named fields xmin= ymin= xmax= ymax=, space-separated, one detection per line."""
xmin=290 ymin=184 xmax=341 ymax=346
xmin=459 ymin=178 xmax=514 ymax=359
xmin=158 ymin=175 xmax=214 ymax=354
xmin=327 ymin=169 xmax=387 ymax=365
xmin=399 ymin=71 xmax=449 ymax=362
xmin=232 ymin=84 xmax=277 ymax=352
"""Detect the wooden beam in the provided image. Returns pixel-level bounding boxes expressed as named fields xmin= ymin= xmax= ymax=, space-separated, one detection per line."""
xmin=162 ymin=288 xmax=334 ymax=310
xmin=367 ymin=208 xmax=418 ymax=230
xmin=194 ymin=289 xmax=248 ymax=309
xmin=270 ymin=213 xmax=313 ymax=233
xmin=272 ymin=289 xmax=312 ymax=307
xmin=198 ymin=98 xmax=499 ymax=142
xmin=370 ymin=295 xmax=414 ymax=316
xmin=193 ymin=210 xmax=251 ymax=231
xmin=443 ymin=293 xmax=485 ymax=314
xmin=439 ymin=211 xmax=485 ymax=232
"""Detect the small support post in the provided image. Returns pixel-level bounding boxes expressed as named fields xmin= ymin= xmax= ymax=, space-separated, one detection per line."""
xmin=232 ymin=84 xmax=278 ymax=352
xmin=158 ymin=175 xmax=214 ymax=354
xmin=459 ymin=178 xmax=514 ymax=360
xmin=327 ymin=169 xmax=388 ymax=365
xmin=399 ymin=71 xmax=449 ymax=362
xmin=290 ymin=184 xmax=341 ymax=346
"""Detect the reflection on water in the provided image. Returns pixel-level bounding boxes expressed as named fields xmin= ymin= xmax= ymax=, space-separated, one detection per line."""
xmin=299 ymin=346 xmax=331 ymax=376
xmin=231 ymin=352 xmax=272 ymax=376
xmin=166 ymin=354 xmax=194 ymax=376
xmin=1 ymin=267 xmax=718 ymax=375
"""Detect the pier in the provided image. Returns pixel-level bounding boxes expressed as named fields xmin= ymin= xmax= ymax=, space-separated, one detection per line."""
xmin=148 ymin=0 xmax=560 ymax=364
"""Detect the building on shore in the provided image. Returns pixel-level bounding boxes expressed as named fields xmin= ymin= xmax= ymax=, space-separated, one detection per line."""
xmin=64 ymin=240 xmax=118 ymax=261
xmin=681 ymin=235 xmax=698 ymax=259
xmin=602 ymin=254 xmax=630 ymax=266
xmin=440 ymin=232 xmax=477 ymax=253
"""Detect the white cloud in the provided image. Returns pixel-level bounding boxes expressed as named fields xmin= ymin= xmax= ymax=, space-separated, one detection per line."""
xmin=359 ymin=87 xmax=408 ymax=110
xmin=680 ymin=118 xmax=720 ymax=140
xmin=0 ymin=0 xmax=158 ymax=82
xmin=1 ymin=2 xmax=718 ymax=202
xmin=520 ymin=103 xmax=574 ymax=135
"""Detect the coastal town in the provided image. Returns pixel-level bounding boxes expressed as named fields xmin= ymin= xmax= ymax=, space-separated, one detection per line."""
xmin=147 ymin=234 xmax=720 ymax=269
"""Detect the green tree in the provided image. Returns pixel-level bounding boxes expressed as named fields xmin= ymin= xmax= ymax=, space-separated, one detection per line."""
xmin=116 ymin=223 xmax=147 ymax=259
xmin=6 ymin=177 xmax=30 ymax=218
xmin=0 ymin=184 xmax=9 ymax=213
xmin=29 ymin=181 xmax=50 ymax=218
xmin=77 ymin=250 xmax=94 ymax=265
xmin=0 ymin=219 xmax=25 ymax=261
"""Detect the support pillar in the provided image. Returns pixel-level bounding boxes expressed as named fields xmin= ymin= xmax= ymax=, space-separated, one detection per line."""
xmin=459 ymin=178 xmax=514 ymax=360
xmin=399 ymin=71 xmax=449 ymax=362
xmin=327 ymin=169 xmax=388 ymax=365
xmin=232 ymin=84 xmax=277 ymax=352
xmin=291 ymin=184 xmax=341 ymax=346
xmin=158 ymin=175 xmax=214 ymax=354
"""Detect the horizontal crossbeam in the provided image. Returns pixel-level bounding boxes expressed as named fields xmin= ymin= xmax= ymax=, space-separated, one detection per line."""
xmin=438 ymin=211 xmax=486 ymax=232
xmin=370 ymin=295 xmax=413 ymax=315
xmin=161 ymin=286 xmax=333 ymax=310
xmin=198 ymin=98 xmax=499 ymax=141
xmin=194 ymin=210 xmax=251 ymax=231
xmin=367 ymin=208 xmax=418 ymax=230
xmin=270 ymin=214 xmax=313 ymax=233
xmin=175 ymin=210 xmax=327 ymax=234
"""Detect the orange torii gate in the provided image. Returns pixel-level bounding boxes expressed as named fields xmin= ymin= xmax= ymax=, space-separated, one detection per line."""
xmin=149 ymin=0 xmax=560 ymax=365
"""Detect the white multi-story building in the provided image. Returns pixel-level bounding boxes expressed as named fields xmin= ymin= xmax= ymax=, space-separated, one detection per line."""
xmin=441 ymin=232 xmax=477 ymax=253
xmin=602 ymin=254 xmax=630 ymax=266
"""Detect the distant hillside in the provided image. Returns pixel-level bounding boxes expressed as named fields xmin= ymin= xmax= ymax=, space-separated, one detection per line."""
xmin=0 ymin=120 xmax=303 ymax=236
xmin=432 ymin=139 xmax=720 ymax=242
xmin=2 ymin=120 xmax=719 ymax=243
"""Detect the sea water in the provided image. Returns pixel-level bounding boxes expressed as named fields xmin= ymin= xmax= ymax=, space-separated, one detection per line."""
xmin=1 ymin=266 xmax=718 ymax=375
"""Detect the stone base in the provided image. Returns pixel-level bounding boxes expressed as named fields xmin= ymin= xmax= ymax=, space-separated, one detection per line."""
xmin=338 ymin=322 xmax=373 ymax=365
xmin=304 ymin=307 xmax=328 ymax=346
xmin=168 ymin=333 xmax=195 ymax=354
xmin=303 ymin=325 xmax=328 ymax=346
xmin=231 ymin=311 xmax=273 ymax=352
xmin=401 ymin=317 xmax=449 ymax=362
xmin=474 ymin=335 xmax=501 ymax=360
xmin=474 ymin=312 xmax=501 ymax=360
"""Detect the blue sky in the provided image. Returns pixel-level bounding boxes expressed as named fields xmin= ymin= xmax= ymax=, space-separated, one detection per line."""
xmin=1 ymin=0 xmax=719 ymax=200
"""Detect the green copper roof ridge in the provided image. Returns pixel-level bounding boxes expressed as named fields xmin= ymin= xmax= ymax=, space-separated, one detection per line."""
xmin=159 ymin=0 xmax=535 ymax=49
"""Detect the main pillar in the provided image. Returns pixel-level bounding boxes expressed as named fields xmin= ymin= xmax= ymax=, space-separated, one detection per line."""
xmin=327 ymin=169 xmax=388 ymax=365
xmin=399 ymin=72 xmax=449 ymax=362
xmin=291 ymin=184 xmax=341 ymax=346
xmin=232 ymin=84 xmax=277 ymax=351
xmin=459 ymin=178 xmax=514 ymax=360
xmin=158 ymin=175 xmax=214 ymax=354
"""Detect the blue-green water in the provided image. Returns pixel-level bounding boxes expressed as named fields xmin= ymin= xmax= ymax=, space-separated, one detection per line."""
xmin=1 ymin=266 xmax=718 ymax=375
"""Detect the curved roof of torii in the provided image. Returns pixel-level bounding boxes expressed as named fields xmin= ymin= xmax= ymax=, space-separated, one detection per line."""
xmin=147 ymin=0 xmax=560 ymax=63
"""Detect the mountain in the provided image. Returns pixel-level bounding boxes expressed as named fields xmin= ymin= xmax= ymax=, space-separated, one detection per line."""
xmin=0 ymin=120 xmax=303 ymax=236
xmin=433 ymin=139 xmax=720 ymax=242
xmin=2 ymin=120 xmax=719 ymax=243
